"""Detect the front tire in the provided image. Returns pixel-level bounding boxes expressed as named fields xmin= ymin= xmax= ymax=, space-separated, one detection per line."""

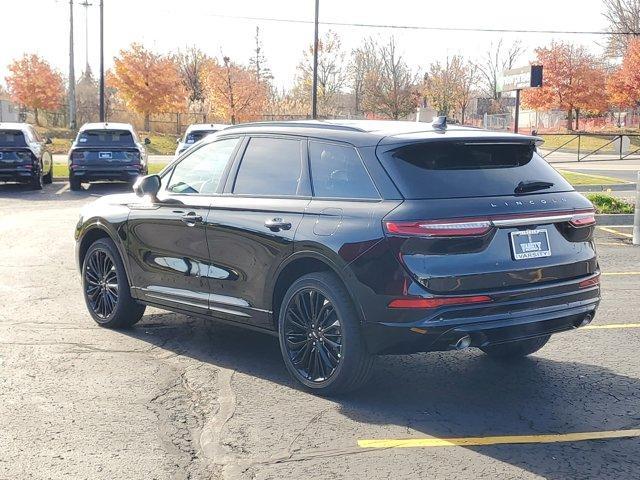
xmin=82 ymin=237 xmax=145 ymax=329
xmin=480 ymin=335 xmax=550 ymax=359
xmin=278 ymin=272 xmax=373 ymax=395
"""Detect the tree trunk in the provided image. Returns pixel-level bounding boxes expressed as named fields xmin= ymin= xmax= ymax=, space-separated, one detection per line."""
xmin=575 ymin=108 xmax=580 ymax=131
xmin=566 ymin=108 xmax=574 ymax=131
xmin=144 ymin=113 xmax=150 ymax=132
xmin=34 ymin=108 xmax=40 ymax=126
xmin=461 ymin=107 xmax=466 ymax=125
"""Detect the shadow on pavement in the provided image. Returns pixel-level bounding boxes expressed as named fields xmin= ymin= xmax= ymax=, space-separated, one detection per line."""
xmin=121 ymin=311 xmax=640 ymax=479
xmin=0 ymin=181 xmax=132 ymax=200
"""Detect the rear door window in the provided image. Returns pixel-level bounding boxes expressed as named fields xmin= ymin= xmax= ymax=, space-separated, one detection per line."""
xmin=377 ymin=141 xmax=572 ymax=199
xmin=77 ymin=130 xmax=135 ymax=147
xmin=309 ymin=141 xmax=379 ymax=199
xmin=0 ymin=131 xmax=27 ymax=147
xmin=233 ymin=137 xmax=303 ymax=196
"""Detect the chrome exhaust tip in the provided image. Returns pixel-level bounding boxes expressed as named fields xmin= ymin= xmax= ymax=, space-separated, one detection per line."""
xmin=577 ymin=314 xmax=593 ymax=328
xmin=455 ymin=335 xmax=472 ymax=350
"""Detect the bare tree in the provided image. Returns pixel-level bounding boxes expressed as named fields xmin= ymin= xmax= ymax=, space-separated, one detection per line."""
xmin=296 ymin=30 xmax=347 ymax=116
xmin=452 ymin=58 xmax=479 ymax=124
xmin=249 ymin=26 xmax=273 ymax=83
xmin=603 ymin=0 xmax=640 ymax=56
xmin=362 ymin=37 xmax=418 ymax=120
xmin=476 ymin=39 xmax=523 ymax=100
xmin=350 ymin=38 xmax=378 ymax=116
xmin=177 ymin=47 xmax=209 ymax=109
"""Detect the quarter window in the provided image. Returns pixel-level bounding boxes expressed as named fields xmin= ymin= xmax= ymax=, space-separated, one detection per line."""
xmin=309 ymin=141 xmax=378 ymax=199
xmin=166 ymin=138 xmax=239 ymax=194
xmin=233 ymin=137 xmax=303 ymax=196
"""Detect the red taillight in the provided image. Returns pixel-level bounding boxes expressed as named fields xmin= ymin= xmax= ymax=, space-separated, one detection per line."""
xmin=388 ymin=295 xmax=493 ymax=309
xmin=579 ymin=274 xmax=600 ymax=289
xmin=570 ymin=213 xmax=596 ymax=228
xmin=385 ymin=219 xmax=492 ymax=237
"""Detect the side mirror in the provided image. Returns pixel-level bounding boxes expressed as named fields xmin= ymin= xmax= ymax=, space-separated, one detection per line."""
xmin=144 ymin=137 xmax=151 ymax=145
xmin=133 ymin=174 xmax=161 ymax=201
xmin=45 ymin=137 xmax=52 ymax=145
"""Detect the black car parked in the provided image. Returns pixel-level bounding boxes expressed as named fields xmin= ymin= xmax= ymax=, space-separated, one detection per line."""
xmin=69 ymin=122 xmax=149 ymax=191
xmin=0 ymin=122 xmax=53 ymax=189
xmin=75 ymin=120 xmax=600 ymax=394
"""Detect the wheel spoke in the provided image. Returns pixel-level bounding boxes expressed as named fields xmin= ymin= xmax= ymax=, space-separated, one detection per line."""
xmin=85 ymin=248 xmax=119 ymax=320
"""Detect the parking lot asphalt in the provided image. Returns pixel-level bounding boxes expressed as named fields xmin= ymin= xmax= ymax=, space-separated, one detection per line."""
xmin=1 ymin=182 xmax=639 ymax=480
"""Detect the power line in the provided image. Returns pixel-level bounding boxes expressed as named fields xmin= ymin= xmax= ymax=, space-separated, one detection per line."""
xmin=177 ymin=11 xmax=638 ymax=36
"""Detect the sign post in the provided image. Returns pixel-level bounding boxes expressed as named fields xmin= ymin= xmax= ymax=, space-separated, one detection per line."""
xmin=501 ymin=65 xmax=543 ymax=134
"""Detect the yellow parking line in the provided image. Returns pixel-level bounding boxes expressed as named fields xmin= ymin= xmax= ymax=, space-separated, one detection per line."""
xmin=601 ymin=272 xmax=640 ymax=276
xmin=55 ymin=183 xmax=69 ymax=195
xmin=583 ymin=323 xmax=640 ymax=330
xmin=358 ymin=429 xmax=640 ymax=449
xmin=598 ymin=227 xmax=633 ymax=239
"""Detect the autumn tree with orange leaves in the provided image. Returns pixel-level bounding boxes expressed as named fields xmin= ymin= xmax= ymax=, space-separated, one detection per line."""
xmin=108 ymin=44 xmax=184 ymax=130
xmin=522 ymin=42 xmax=608 ymax=131
xmin=607 ymin=38 xmax=640 ymax=110
xmin=5 ymin=54 xmax=65 ymax=126
xmin=205 ymin=56 xmax=269 ymax=124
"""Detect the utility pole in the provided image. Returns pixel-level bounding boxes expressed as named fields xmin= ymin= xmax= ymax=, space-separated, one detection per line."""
xmin=68 ymin=0 xmax=77 ymax=130
xmin=99 ymin=0 xmax=105 ymax=122
xmin=79 ymin=0 xmax=92 ymax=73
xmin=311 ymin=0 xmax=319 ymax=119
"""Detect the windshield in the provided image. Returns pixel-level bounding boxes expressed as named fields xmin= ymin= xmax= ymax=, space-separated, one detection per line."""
xmin=0 ymin=130 xmax=27 ymax=148
xmin=377 ymin=141 xmax=573 ymax=199
xmin=77 ymin=130 xmax=136 ymax=147
xmin=184 ymin=130 xmax=218 ymax=144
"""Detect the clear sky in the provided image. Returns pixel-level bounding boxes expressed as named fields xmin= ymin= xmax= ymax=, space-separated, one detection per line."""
xmin=1 ymin=0 xmax=611 ymax=89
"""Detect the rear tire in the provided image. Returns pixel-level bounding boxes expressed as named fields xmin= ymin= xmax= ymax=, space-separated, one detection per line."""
xmin=43 ymin=164 xmax=53 ymax=184
xmin=82 ymin=237 xmax=145 ymax=329
xmin=69 ymin=173 xmax=82 ymax=191
xmin=30 ymin=166 xmax=43 ymax=190
xmin=278 ymin=271 xmax=373 ymax=395
xmin=480 ymin=335 xmax=550 ymax=359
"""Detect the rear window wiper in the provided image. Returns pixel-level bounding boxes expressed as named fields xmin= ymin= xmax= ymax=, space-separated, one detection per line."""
xmin=514 ymin=180 xmax=554 ymax=195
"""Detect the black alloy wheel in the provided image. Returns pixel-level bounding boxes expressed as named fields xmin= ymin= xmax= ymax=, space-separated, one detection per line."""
xmin=283 ymin=288 xmax=343 ymax=382
xmin=84 ymin=248 xmax=119 ymax=319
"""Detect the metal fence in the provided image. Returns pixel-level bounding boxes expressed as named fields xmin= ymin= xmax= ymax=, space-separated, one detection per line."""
xmin=538 ymin=133 xmax=640 ymax=162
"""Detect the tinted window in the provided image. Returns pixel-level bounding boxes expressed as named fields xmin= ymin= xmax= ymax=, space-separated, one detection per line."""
xmin=185 ymin=130 xmax=217 ymax=144
xmin=378 ymin=141 xmax=572 ymax=199
xmin=166 ymin=138 xmax=239 ymax=194
xmin=234 ymin=137 xmax=302 ymax=196
xmin=77 ymin=130 xmax=135 ymax=147
xmin=309 ymin=141 xmax=378 ymax=199
xmin=0 ymin=130 xmax=27 ymax=147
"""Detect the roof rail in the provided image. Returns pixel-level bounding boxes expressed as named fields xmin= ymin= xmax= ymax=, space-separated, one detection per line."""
xmin=221 ymin=120 xmax=366 ymax=133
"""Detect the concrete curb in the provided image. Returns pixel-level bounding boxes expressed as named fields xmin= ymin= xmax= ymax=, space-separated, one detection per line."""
xmin=595 ymin=214 xmax=634 ymax=226
xmin=574 ymin=184 xmax=636 ymax=192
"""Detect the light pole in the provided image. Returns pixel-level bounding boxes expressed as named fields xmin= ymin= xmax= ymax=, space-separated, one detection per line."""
xmin=79 ymin=0 xmax=92 ymax=73
xmin=68 ymin=0 xmax=77 ymax=129
xmin=311 ymin=0 xmax=319 ymax=119
xmin=99 ymin=0 xmax=105 ymax=122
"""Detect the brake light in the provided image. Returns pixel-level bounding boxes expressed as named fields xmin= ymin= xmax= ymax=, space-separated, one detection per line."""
xmin=70 ymin=151 xmax=85 ymax=162
xmin=570 ymin=213 xmax=596 ymax=228
xmin=388 ymin=295 xmax=492 ymax=309
xmin=385 ymin=219 xmax=492 ymax=237
xmin=578 ymin=274 xmax=600 ymax=289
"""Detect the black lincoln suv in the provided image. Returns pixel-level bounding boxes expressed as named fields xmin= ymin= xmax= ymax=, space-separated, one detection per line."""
xmin=75 ymin=120 xmax=600 ymax=394
xmin=68 ymin=122 xmax=149 ymax=190
xmin=0 ymin=122 xmax=53 ymax=189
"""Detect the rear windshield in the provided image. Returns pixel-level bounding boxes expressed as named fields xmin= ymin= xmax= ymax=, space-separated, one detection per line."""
xmin=0 ymin=130 xmax=27 ymax=147
xmin=184 ymin=130 xmax=217 ymax=144
xmin=77 ymin=130 xmax=135 ymax=147
xmin=378 ymin=141 xmax=572 ymax=199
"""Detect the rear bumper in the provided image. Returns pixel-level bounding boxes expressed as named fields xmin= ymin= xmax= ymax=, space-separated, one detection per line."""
xmin=70 ymin=165 xmax=143 ymax=182
xmin=0 ymin=168 xmax=36 ymax=182
xmin=363 ymin=281 xmax=600 ymax=354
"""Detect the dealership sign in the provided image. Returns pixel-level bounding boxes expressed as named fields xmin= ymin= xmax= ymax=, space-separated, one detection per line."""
xmin=501 ymin=65 xmax=543 ymax=92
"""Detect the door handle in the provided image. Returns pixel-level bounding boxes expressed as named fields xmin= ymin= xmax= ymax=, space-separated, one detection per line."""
xmin=181 ymin=212 xmax=203 ymax=225
xmin=264 ymin=218 xmax=292 ymax=232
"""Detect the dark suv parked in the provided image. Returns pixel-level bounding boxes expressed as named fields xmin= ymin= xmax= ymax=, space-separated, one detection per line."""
xmin=68 ymin=122 xmax=149 ymax=190
xmin=0 ymin=123 xmax=53 ymax=189
xmin=75 ymin=120 xmax=600 ymax=394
